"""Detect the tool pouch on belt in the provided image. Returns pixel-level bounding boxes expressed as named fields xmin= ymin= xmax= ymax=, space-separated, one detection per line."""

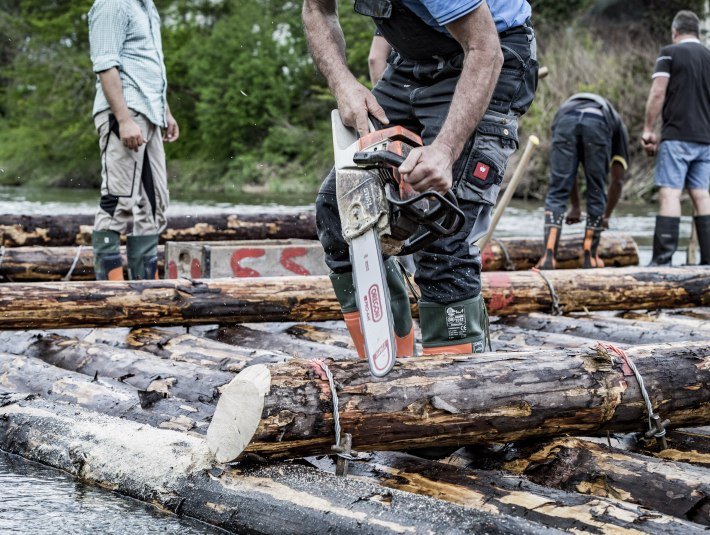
xmin=453 ymin=110 xmax=519 ymax=206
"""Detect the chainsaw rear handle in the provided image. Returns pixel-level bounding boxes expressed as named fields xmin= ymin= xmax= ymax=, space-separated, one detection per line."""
xmin=353 ymin=150 xmax=406 ymax=169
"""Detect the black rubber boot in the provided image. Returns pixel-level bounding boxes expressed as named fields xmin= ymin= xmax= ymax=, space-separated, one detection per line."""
xmin=126 ymin=234 xmax=160 ymax=279
xmin=694 ymin=215 xmax=710 ymax=265
xmin=92 ymin=230 xmax=123 ymax=280
xmin=582 ymin=215 xmax=605 ymax=269
xmin=535 ymin=211 xmax=564 ymax=270
xmin=648 ymin=216 xmax=680 ymax=266
xmin=419 ymin=295 xmax=490 ymax=355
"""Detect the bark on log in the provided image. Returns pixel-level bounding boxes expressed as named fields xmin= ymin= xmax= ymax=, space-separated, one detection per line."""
xmin=638 ymin=427 xmax=710 ymax=468
xmin=0 ymin=331 xmax=233 ymax=403
xmin=501 ymin=312 xmax=710 ymax=345
xmin=205 ymin=341 xmax=710 ymax=462
xmin=481 ymin=231 xmax=638 ymax=270
xmin=0 ymin=396 xmax=554 ymax=535
xmin=609 ymin=310 xmax=710 ymax=333
xmin=503 ymin=437 xmax=710 ymax=526
xmin=489 ymin=324 xmax=606 ymax=350
xmin=0 ymin=353 xmax=214 ymax=432
xmin=0 ymin=211 xmax=317 ymax=247
xmin=306 ymin=451 xmax=703 ymax=534
xmin=1 ymin=233 xmax=639 ymax=281
xmin=1 ymin=266 xmax=707 ymax=329
xmin=0 ymin=245 xmax=165 ymax=282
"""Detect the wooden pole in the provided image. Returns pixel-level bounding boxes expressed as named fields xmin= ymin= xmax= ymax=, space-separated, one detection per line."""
xmin=0 ymin=266 xmax=707 ymax=330
xmin=206 ymin=341 xmax=710 ymax=462
xmin=478 ymin=135 xmax=540 ymax=251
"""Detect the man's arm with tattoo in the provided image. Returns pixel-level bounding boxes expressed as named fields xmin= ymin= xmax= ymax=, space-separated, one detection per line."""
xmin=302 ymin=0 xmax=388 ymax=135
xmin=400 ymin=3 xmax=502 ymax=193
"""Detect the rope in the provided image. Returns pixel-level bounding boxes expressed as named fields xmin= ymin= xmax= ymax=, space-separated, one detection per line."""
xmin=313 ymin=359 xmax=357 ymax=461
xmin=596 ymin=342 xmax=667 ymax=441
xmin=531 ymin=267 xmax=563 ymax=315
xmin=491 ymin=238 xmax=516 ymax=271
xmin=397 ymin=258 xmax=420 ymax=302
xmin=62 ymin=245 xmax=83 ymax=281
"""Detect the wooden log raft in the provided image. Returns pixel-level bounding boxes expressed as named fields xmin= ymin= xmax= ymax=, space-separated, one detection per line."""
xmin=205 ymin=341 xmax=710 ymax=462
xmin=306 ymin=451 xmax=704 ymax=534
xmin=1 ymin=233 xmax=640 ymax=282
xmin=0 ymin=211 xmax=317 ymax=247
xmin=1 ymin=266 xmax=707 ymax=329
xmin=481 ymin=231 xmax=638 ymax=270
xmin=502 ymin=437 xmax=710 ymax=526
xmin=501 ymin=312 xmax=710 ymax=345
xmin=0 ymin=395 xmax=555 ymax=535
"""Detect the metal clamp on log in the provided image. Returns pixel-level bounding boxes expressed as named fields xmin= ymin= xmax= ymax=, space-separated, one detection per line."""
xmin=313 ymin=359 xmax=359 ymax=476
xmin=596 ymin=342 xmax=670 ymax=449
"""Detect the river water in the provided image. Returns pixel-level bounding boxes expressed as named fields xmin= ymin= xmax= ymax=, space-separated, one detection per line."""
xmin=0 ymin=184 xmax=699 ymax=532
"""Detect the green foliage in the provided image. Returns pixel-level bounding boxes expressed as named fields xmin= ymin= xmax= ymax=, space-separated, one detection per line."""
xmin=1 ymin=0 xmax=707 ymax=195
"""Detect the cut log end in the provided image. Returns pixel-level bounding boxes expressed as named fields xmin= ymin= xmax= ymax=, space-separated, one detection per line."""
xmin=207 ymin=364 xmax=271 ymax=463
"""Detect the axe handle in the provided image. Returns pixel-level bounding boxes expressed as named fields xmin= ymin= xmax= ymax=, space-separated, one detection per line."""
xmin=477 ymin=135 xmax=539 ymax=252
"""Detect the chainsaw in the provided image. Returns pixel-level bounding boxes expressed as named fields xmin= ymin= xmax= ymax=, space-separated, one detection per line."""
xmin=332 ymin=110 xmax=464 ymax=377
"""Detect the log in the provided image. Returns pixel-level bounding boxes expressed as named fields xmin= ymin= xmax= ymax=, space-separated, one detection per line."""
xmin=0 ymin=211 xmax=317 ymax=247
xmin=0 ymin=353 xmax=214 ymax=432
xmin=0 ymin=245 xmax=166 ymax=282
xmin=503 ymin=437 xmax=710 ymax=526
xmin=0 ymin=331 xmax=233 ymax=403
xmin=489 ymin=323 xmax=606 ymax=350
xmin=481 ymin=231 xmax=638 ymax=270
xmin=638 ymin=427 xmax=710 ymax=468
xmin=0 ymin=395 xmax=555 ymax=535
xmin=205 ymin=341 xmax=710 ymax=462
xmin=305 ymin=451 xmax=704 ymax=534
xmin=210 ymin=324 xmax=357 ymax=360
xmin=610 ymin=310 xmax=710 ymax=333
xmin=85 ymin=326 xmax=293 ymax=372
xmin=0 ymin=266 xmax=707 ymax=330
xmin=501 ymin=312 xmax=710 ymax=345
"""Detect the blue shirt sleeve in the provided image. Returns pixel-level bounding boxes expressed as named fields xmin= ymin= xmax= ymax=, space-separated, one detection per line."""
xmin=88 ymin=0 xmax=129 ymax=73
xmin=421 ymin=0 xmax=483 ymax=26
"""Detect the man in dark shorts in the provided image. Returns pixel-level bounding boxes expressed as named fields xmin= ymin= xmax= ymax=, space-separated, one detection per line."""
xmin=536 ymin=93 xmax=629 ymax=269
xmin=302 ymin=1 xmax=538 ymax=355
xmin=642 ymin=10 xmax=710 ymax=265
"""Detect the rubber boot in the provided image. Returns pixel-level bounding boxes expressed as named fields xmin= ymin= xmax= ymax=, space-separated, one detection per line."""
xmin=694 ymin=215 xmax=710 ymax=265
xmin=330 ymin=258 xmax=414 ymax=359
xmin=535 ymin=211 xmax=564 ymax=269
xmin=126 ymin=234 xmax=160 ymax=280
xmin=648 ymin=216 xmax=680 ymax=266
xmin=92 ymin=230 xmax=123 ymax=281
xmin=582 ymin=215 xmax=605 ymax=268
xmin=419 ymin=295 xmax=490 ymax=355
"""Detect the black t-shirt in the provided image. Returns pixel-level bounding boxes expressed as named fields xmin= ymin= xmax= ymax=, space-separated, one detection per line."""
xmin=653 ymin=40 xmax=710 ymax=144
xmin=553 ymin=93 xmax=630 ymax=170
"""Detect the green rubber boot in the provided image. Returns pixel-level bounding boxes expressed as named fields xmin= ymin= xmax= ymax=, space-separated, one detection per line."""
xmin=419 ymin=295 xmax=490 ymax=355
xmin=92 ymin=230 xmax=123 ymax=280
xmin=126 ymin=234 xmax=159 ymax=280
xmin=329 ymin=258 xmax=414 ymax=358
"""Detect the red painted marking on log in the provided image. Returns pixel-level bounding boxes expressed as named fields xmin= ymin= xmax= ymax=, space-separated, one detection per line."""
xmin=280 ymin=247 xmax=311 ymax=276
xmin=480 ymin=243 xmax=494 ymax=270
xmin=486 ymin=272 xmax=515 ymax=312
xmin=167 ymin=261 xmax=178 ymax=279
xmin=230 ymin=248 xmax=265 ymax=277
xmin=190 ymin=259 xmax=202 ymax=279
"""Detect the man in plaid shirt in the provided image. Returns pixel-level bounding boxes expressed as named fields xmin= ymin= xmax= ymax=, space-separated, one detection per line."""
xmin=88 ymin=0 xmax=179 ymax=280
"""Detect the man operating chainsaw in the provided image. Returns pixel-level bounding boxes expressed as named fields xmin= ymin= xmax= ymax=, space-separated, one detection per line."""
xmin=304 ymin=0 xmax=537 ymax=358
